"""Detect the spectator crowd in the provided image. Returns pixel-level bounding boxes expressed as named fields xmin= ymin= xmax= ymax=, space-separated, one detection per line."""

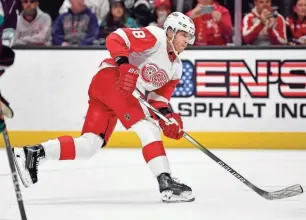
xmin=12 ymin=0 xmax=306 ymax=47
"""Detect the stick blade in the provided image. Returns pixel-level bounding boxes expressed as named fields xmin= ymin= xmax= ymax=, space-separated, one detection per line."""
xmin=263 ymin=184 xmax=303 ymax=200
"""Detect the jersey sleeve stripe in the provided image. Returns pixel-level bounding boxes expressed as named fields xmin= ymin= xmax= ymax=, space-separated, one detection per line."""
xmin=113 ymin=28 xmax=131 ymax=49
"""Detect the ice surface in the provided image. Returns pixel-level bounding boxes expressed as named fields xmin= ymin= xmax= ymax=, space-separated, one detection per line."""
xmin=0 ymin=149 xmax=305 ymax=220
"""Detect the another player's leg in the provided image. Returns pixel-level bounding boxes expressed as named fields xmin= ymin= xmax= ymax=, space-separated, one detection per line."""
xmin=131 ymin=119 xmax=194 ymax=203
xmin=15 ymin=73 xmax=118 ymax=186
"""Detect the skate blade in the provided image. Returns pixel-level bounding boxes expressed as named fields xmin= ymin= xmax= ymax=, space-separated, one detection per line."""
xmin=161 ymin=190 xmax=195 ymax=203
xmin=14 ymin=148 xmax=33 ymax=187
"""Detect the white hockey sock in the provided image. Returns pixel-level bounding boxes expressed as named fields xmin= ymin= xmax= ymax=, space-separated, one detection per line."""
xmin=132 ymin=119 xmax=171 ymax=176
xmin=42 ymin=133 xmax=103 ymax=160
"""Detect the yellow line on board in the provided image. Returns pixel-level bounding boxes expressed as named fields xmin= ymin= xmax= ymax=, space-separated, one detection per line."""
xmin=0 ymin=131 xmax=305 ymax=149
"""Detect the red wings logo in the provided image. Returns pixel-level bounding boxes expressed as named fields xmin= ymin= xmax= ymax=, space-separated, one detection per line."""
xmin=141 ymin=63 xmax=169 ymax=87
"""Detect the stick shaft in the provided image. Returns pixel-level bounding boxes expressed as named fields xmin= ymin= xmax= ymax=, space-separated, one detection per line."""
xmin=133 ymin=90 xmax=303 ymax=200
xmin=1 ymin=102 xmax=27 ymax=219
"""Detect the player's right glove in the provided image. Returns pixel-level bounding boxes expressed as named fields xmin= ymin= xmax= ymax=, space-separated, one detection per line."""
xmin=157 ymin=108 xmax=184 ymax=140
xmin=116 ymin=63 xmax=140 ymax=98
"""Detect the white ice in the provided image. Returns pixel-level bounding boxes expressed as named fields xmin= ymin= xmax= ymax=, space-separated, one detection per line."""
xmin=0 ymin=148 xmax=305 ymax=220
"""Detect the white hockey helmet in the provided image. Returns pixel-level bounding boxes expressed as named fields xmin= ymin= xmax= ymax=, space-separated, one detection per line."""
xmin=164 ymin=12 xmax=195 ymax=45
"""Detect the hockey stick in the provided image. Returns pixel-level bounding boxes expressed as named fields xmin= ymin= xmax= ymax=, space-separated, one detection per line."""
xmin=132 ymin=90 xmax=303 ymax=200
xmin=0 ymin=104 xmax=28 ymax=219
xmin=0 ymin=98 xmax=29 ymax=188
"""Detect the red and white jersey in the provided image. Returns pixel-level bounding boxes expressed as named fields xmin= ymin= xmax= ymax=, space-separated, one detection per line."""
xmin=102 ymin=26 xmax=182 ymax=109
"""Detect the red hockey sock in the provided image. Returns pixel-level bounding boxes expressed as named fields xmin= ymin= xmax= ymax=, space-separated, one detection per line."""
xmin=142 ymin=141 xmax=171 ymax=176
xmin=142 ymin=141 xmax=166 ymax=163
xmin=58 ymin=136 xmax=76 ymax=160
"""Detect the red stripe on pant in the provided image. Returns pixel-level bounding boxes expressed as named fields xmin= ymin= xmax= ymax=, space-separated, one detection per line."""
xmin=142 ymin=141 xmax=166 ymax=163
xmin=58 ymin=136 xmax=76 ymax=160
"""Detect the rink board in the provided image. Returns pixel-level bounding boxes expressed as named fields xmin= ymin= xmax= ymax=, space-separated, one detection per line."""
xmin=1 ymin=131 xmax=306 ymax=149
xmin=0 ymin=48 xmax=305 ymax=149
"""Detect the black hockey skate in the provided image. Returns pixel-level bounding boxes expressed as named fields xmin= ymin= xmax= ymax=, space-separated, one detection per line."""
xmin=15 ymin=145 xmax=45 ymax=187
xmin=157 ymin=173 xmax=195 ymax=203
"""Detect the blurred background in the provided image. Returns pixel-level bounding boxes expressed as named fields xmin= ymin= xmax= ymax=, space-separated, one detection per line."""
xmin=14 ymin=0 xmax=306 ymax=47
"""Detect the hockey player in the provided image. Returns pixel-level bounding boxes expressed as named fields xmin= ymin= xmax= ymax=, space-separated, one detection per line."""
xmin=0 ymin=0 xmax=20 ymax=132
xmin=16 ymin=12 xmax=196 ymax=203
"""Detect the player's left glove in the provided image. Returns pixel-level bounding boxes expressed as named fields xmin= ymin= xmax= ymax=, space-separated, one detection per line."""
xmin=0 ymin=95 xmax=14 ymax=118
xmin=158 ymin=108 xmax=184 ymax=140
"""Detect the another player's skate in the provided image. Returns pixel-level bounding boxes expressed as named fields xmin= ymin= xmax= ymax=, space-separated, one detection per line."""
xmin=15 ymin=145 xmax=45 ymax=187
xmin=157 ymin=173 xmax=195 ymax=203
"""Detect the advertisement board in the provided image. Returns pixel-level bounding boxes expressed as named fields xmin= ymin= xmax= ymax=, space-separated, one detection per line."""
xmin=0 ymin=49 xmax=305 ymax=148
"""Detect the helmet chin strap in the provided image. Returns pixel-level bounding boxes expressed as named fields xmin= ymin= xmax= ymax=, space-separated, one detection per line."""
xmin=168 ymin=32 xmax=180 ymax=57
